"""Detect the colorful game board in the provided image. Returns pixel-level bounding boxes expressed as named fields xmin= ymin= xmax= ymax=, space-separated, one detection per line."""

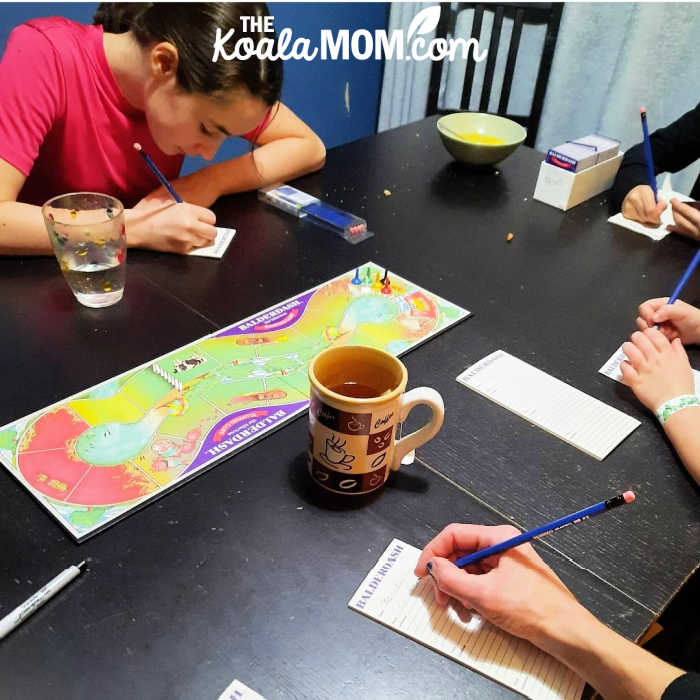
xmin=0 ymin=263 xmax=469 ymax=540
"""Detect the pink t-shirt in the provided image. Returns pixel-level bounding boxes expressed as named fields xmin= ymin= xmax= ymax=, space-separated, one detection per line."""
xmin=0 ymin=18 xmax=183 ymax=207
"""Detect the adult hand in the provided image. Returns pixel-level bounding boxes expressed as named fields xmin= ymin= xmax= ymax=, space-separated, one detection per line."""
xmin=636 ymin=298 xmax=700 ymax=345
xmin=414 ymin=523 xmax=583 ymax=645
xmin=621 ymin=328 xmax=694 ymax=411
xmin=667 ymin=198 xmax=700 ymax=240
xmin=621 ymin=185 xmax=666 ymax=225
xmin=126 ymin=199 xmax=217 ymax=254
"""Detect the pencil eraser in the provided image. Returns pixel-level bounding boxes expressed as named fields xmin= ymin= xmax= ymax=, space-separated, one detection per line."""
xmin=623 ymin=490 xmax=635 ymax=503
xmin=640 ymin=107 xmax=646 ymax=114
xmin=133 ymin=142 xmax=142 ymax=151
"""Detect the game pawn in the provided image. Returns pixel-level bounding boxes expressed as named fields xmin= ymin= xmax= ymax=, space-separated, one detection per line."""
xmin=349 ymin=267 xmax=363 ymax=296
xmin=360 ymin=266 xmax=372 ymax=294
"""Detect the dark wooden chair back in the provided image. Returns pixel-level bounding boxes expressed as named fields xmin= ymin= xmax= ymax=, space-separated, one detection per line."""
xmin=426 ymin=3 xmax=563 ymax=147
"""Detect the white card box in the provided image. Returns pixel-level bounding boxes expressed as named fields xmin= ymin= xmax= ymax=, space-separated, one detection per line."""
xmin=533 ymin=151 xmax=623 ymax=211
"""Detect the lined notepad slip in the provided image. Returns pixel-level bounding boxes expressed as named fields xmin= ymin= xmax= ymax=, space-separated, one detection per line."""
xmin=457 ymin=351 xmax=639 ymax=460
xmin=600 ymin=346 xmax=700 ymax=395
xmin=189 ymin=226 xmax=236 ymax=258
xmin=217 ymin=679 xmax=265 ymax=700
xmin=349 ymin=540 xmax=584 ymax=700
xmin=608 ymin=202 xmax=689 ymax=241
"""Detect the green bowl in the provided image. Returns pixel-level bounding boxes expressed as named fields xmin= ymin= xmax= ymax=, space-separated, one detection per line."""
xmin=437 ymin=112 xmax=527 ymax=166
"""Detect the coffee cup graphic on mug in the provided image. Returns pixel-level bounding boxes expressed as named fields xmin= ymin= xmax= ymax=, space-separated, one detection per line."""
xmin=307 ymin=345 xmax=444 ymax=494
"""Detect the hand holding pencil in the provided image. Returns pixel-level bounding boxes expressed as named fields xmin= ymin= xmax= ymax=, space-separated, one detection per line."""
xmin=621 ymin=184 xmax=666 ymax=226
xmin=414 ymin=517 xmax=686 ymax=700
xmin=622 ymin=108 xmax=700 ymax=240
xmin=414 ymin=492 xmax=635 ymax=643
xmin=414 ymin=522 xmax=583 ymax=644
xmin=130 ymin=143 xmax=217 ymax=254
xmin=636 ymin=297 xmax=700 ymax=345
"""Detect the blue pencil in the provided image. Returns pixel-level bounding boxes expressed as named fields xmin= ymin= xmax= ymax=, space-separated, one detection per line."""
xmin=133 ymin=142 xmax=183 ymax=203
xmin=668 ymin=248 xmax=700 ymax=305
xmin=454 ymin=491 xmax=635 ymax=568
xmin=640 ymin=108 xmax=657 ymax=203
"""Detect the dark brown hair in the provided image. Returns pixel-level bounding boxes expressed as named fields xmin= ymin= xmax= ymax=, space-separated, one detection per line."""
xmin=94 ymin=3 xmax=282 ymax=106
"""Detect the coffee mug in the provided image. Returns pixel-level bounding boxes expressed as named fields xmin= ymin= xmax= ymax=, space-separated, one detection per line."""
xmin=307 ymin=345 xmax=444 ymax=494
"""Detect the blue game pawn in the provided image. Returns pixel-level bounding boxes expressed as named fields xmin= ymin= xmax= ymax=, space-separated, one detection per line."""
xmin=351 ymin=267 xmax=362 ymax=285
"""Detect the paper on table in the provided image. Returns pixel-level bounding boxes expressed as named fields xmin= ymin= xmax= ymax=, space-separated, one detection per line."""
xmin=189 ymin=226 xmax=236 ymax=258
xmin=599 ymin=345 xmax=700 ymax=395
xmin=456 ymin=350 xmax=640 ymax=460
xmin=607 ymin=174 xmax=692 ymax=241
xmin=349 ymin=539 xmax=584 ymax=700
xmin=217 ymin=679 xmax=265 ymax=700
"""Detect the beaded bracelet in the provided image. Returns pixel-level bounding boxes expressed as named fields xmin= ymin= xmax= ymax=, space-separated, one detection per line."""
xmin=655 ymin=395 xmax=700 ymax=425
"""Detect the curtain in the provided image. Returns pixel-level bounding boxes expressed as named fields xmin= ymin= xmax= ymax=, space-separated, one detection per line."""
xmin=378 ymin=2 xmax=700 ymax=196
xmin=378 ymin=2 xmax=437 ymax=131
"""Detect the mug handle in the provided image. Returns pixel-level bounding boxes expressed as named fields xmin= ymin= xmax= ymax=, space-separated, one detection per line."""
xmin=391 ymin=387 xmax=444 ymax=470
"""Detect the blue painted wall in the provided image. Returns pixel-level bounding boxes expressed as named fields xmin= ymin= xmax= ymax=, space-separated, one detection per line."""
xmin=0 ymin=2 xmax=388 ymax=174
xmin=271 ymin=2 xmax=387 ymax=148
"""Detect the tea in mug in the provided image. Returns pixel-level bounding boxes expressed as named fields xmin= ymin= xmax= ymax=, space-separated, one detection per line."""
xmin=328 ymin=382 xmax=383 ymax=399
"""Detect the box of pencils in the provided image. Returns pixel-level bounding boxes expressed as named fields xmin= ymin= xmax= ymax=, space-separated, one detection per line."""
xmin=301 ymin=200 xmax=373 ymax=243
xmin=259 ymin=185 xmax=373 ymax=244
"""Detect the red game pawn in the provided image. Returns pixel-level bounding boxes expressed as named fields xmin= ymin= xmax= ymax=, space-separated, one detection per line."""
xmin=381 ymin=276 xmax=391 ymax=295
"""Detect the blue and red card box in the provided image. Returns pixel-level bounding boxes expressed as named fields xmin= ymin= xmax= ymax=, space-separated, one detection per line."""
xmin=546 ymin=135 xmax=620 ymax=173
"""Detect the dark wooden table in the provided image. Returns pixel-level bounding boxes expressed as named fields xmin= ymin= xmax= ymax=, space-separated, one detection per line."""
xmin=1 ymin=116 xmax=698 ymax=699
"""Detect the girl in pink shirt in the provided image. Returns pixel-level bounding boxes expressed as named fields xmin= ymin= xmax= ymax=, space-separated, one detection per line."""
xmin=0 ymin=2 xmax=326 ymax=254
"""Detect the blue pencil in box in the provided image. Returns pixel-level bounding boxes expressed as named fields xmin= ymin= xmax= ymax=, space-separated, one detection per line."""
xmin=303 ymin=200 xmax=372 ymax=242
xmin=259 ymin=184 xmax=373 ymax=244
xmin=546 ymin=134 xmax=620 ymax=173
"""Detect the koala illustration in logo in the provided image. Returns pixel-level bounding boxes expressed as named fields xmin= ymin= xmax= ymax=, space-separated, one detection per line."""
xmin=320 ymin=434 xmax=355 ymax=470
